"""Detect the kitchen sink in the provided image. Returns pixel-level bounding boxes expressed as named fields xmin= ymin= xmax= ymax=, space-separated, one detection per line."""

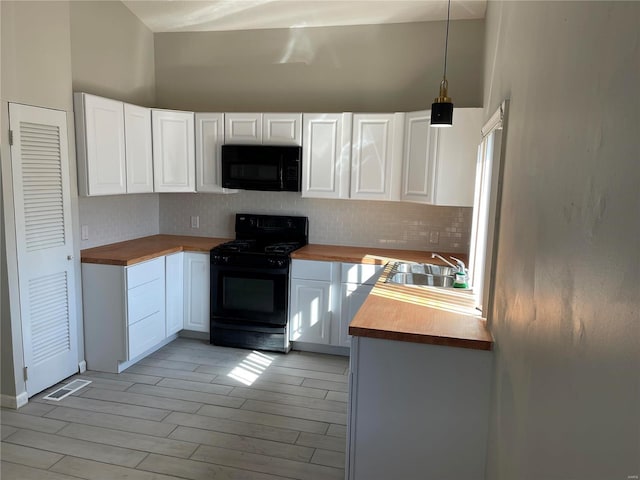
xmin=385 ymin=262 xmax=456 ymax=287
xmin=394 ymin=262 xmax=456 ymax=277
xmin=387 ymin=272 xmax=455 ymax=287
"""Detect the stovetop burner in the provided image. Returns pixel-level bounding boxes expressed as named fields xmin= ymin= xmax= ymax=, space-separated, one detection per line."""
xmin=210 ymin=214 xmax=308 ymax=268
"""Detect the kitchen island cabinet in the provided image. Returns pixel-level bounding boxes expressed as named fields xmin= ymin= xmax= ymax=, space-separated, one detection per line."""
xmin=346 ymin=335 xmax=492 ymax=480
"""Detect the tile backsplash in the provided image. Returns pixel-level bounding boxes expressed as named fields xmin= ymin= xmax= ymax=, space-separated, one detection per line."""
xmin=78 ymin=194 xmax=160 ymax=248
xmin=160 ymin=192 xmax=472 ymax=253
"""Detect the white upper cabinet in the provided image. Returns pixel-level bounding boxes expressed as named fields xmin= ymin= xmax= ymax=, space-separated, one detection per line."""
xmin=152 ymin=109 xmax=195 ymax=192
xmin=431 ymin=108 xmax=483 ymax=206
xmin=224 ymin=113 xmax=262 ymax=144
xmin=402 ymin=108 xmax=482 ymax=206
xmin=301 ymin=113 xmax=352 ymax=199
xmin=263 ymin=113 xmax=302 ymax=145
xmin=401 ymin=110 xmax=438 ymax=203
xmin=225 ymin=113 xmax=302 ymax=145
xmin=350 ymin=113 xmax=404 ymax=201
xmin=74 ymin=93 xmax=127 ymax=196
xmin=195 ymin=112 xmax=237 ymax=193
xmin=124 ymin=103 xmax=153 ymax=194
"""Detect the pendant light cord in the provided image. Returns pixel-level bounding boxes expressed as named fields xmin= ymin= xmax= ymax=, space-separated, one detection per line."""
xmin=443 ymin=0 xmax=451 ymax=80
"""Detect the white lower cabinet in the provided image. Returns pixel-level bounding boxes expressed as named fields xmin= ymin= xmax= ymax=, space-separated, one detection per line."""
xmin=82 ymin=256 xmax=170 ymax=373
xmin=347 ymin=336 xmax=493 ymax=479
xmin=289 ymin=260 xmax=383 ymax=349
xmin=165 ymin=252 xmax=184 ymax=336
xmin=183 ymin=252 xmax=210 ymax=333
xmin=289 ymin=260 xmax=334 ymax=344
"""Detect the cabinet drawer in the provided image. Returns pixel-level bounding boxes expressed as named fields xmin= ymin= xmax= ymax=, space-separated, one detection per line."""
xmin=341 ymin=263 xmax=384 ymax=285
xmin=127 ymin=278 xmax=164 ymax=325
xmin=126 ymin=257 xmax=164 ymax=289
xmin=128 ymin=311 xmax=165 ymax=359
xmin=291 ymin=260 xmax=333 ymax=281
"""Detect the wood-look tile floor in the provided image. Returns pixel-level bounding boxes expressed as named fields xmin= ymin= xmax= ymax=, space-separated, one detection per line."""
xmin=0 ymin=338 xmax=349 ymax=480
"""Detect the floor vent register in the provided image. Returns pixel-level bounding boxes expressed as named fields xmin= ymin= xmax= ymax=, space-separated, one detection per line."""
xmin=42 ymin=379 xmax=92 ymax=401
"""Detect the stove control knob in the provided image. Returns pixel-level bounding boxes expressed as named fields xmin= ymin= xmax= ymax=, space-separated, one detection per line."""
xmin=222 ymin=256 xmax=230 ymax=264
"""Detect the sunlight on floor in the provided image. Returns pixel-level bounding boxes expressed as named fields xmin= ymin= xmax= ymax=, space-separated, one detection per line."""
xmin=227 ymin=350 xmax=275 ymax=386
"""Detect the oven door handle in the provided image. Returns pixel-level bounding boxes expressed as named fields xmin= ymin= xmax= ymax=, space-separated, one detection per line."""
xmin=211 ymin=263 xmax=289 ymax=276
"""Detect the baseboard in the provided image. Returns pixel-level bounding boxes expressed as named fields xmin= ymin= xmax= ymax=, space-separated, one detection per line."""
xmin=179 ymin=330 xmax=209 ymax=341
xmin=290 ymin=341 xmax=350 ymax=357
xmin=0 ymin=392 xmax=29 ymax=409
xmin=78 ymin=360 xmax=87 ymax=373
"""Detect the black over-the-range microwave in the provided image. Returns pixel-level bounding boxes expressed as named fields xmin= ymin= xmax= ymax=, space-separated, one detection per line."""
xmin=221 ymin=144 xmax=302 ymax=192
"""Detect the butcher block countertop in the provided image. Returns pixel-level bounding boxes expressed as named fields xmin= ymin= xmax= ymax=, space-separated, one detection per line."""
xmin=293 ymin=244 xmax=492 ymax=351
xmin=81 ymin=234 xmax=230 ymax=266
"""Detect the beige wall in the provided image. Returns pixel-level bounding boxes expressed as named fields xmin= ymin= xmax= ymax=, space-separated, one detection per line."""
xmin=1 ymin=0 xmax=78 ymax=399
xmin=154 ymin=19 xmax=484 ymax=112
xmin=70 ymin=0 xmax=155 ymax=107
xmin=483 ymin=1 xmax=640 ymax=479
xmin=70 ymin=1 xmax=159 ymax=249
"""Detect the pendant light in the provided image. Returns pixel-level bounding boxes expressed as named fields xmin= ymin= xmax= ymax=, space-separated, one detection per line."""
xmin=431 ymin=0 xmax=454 ymax=127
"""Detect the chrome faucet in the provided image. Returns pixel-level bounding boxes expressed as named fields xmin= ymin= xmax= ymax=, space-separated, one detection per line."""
xmin=431 ymin=253 xmax=466 ymax=273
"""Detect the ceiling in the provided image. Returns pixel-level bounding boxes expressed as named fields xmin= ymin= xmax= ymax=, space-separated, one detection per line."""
xmin=122 ymin=0 xmax=486 ymax=33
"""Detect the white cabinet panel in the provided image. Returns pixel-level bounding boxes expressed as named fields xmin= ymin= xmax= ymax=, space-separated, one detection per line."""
xmin=152 ymin=109 xmax=195 ymax=192
xmin=224 ymin=113 xmax=262 ymax=144
xmin=431 ymin=108 xmax=482 ymax=206
xmin=127 ymin=278 xmax=164 ymax=326
xmin=289 ymin=278 xmax=331 ymax=344
xmin=340 ymin=263 xmax=384 ymax=285
xmin=263 ymin=113 xmax=302 ymax=145
xmin=401 ymin=110 xmax=438 ymax=203
xmin=128 ymin=311 xmax=165 ymax=360
xmin=184 ymin=252 xmax=210 ymax=333
xmin=301 ymin=113 xmax=352 ymax=199
xmin=291 ymin=259 xmax=333 ymax=281
xmin=339 ymin=283 xmax=373 ymax=347
xmin=124 ymin=103 xmax=154 ymax=193
xmin=166 ymin=252 xmax=184 ymax=336
xmin=350 ymin=113 xmax=404 ymax=201
xmin=126 ymin=256 xmax=164 ymax=289
xmin=195 ymin=113 xmax=237 ymax=193
xmin=74 ymin=93 xmax=126 ymax=196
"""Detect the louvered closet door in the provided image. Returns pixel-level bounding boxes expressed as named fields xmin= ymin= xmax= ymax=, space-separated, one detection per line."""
xmin=9 ymin=103 xmax=78 ymax=397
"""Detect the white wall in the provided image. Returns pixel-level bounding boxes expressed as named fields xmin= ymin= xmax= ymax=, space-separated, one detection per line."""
xmin=483 ymin=2 xmax=640 ymax=479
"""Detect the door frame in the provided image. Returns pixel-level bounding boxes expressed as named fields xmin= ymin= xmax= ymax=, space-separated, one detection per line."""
xmin=1 ymin=100 xmax=85 ymax=408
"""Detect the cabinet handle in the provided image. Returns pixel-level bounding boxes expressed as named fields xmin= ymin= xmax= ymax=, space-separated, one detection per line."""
xmin=67 ymin=255 xmax=73 ymax=261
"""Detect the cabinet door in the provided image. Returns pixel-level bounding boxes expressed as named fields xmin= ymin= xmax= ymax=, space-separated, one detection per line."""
xmin=350 ymin=113 xmax=404 ymax=201
xmin=339 ymin=283 xmax=373 ymax=347
xmin=124 ymin=103 xmax=154 ymax=193
xmin=195 ymin=113 xmax=237 ymax=193
xmin=74 ymin=93 xmax=126 ymax=196
xmin=289 ymin=278 xmax=331 ymax=344
xmin=224 ymin=113 xmax=262 ymax=144
xmin=184 ymin=252 xmax=210 ymax=333
xmin=301 ymin=113 xmax=352 ymax=199
xmin=401 ymin=110 xmax=439 ymax=204
xmin=263 ymin=113 xmax=302 ymax=145
xmin=432 ymin=108 xmax=483 ymax=207
xmin=152 ymin=109 xmax=195 ymax=192
xmin=165 ymin=252 xmax=184 ymax=336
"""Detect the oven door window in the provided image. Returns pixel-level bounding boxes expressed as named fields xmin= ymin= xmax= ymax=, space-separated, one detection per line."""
xmin=212 ymin=268 xmax=288 ymax=326
xmin=223 ymin=276 xmax=274 ymax=313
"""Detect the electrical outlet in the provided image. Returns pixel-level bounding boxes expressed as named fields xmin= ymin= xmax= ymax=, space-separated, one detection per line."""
xmin=190 ymin=216 xmax=200 ymax=229
xmin=81 ymin=225 xmax=89 ymax=240
xmin=429 ymin=231 xmax=439 ymax=244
